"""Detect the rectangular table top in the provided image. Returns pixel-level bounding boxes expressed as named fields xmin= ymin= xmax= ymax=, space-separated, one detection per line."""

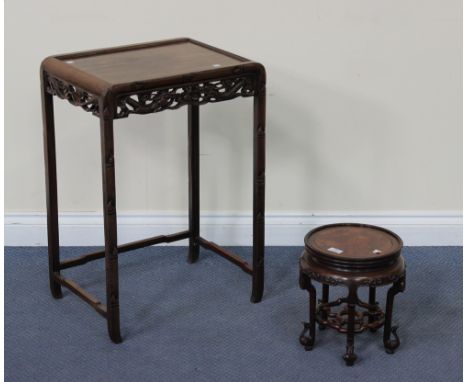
xmin=42 ymin=38 xmax=263 ymax=97
xmin=65 ymin=41 xmax=244 ymax=84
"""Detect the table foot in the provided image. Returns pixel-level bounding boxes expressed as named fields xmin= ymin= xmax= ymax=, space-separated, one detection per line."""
xmin=299 ymin=273 xmax=316 ymax=347
xmin=50 ymin=284 xmax=63 ymax=299
xmin=343 ymin=350 xmax=357 ymax=366
xmin=384 ymin=326 xmax=400 ymax=354
xmin=250 ymin=294 xmax=262 ymax=303
xmin=108 ymin=329 xmax=123 ymax=344
xmin=250 ymin=270 xmax=264 ymax=303
xmin=383 ymin=278 xmax=404 ymax=354
xmin=187 ymin=245 xmax=199 ymax=264
xmin=299 ymin=322 xmax=315 ymax=351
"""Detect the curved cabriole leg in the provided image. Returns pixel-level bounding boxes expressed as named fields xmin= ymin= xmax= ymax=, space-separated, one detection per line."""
xmin=100 ymin=114 xmax=122 ymax=344
xmin=299 ymin=273 xmax=316 ymax=350
xmin=251 ymin=84 xmax=266 ymax=303
xmin=343 ymin=285 xmax=358 ymax=366
xmin=41 ymin=73 xmax=62 ymax=299
xmin=319 ymin=284 xmax=329 ymax=330
xmin=187 ymin=104 xmax=200 ymax=264
xmin=384 ymin=277 xmax=405 ymax=354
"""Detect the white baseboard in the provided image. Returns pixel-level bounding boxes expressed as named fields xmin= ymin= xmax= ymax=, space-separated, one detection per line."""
xmin=4 ymin=211 xmax=462 ymax=247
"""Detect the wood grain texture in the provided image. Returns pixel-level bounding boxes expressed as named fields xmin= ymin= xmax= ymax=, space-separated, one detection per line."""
xmin=299 ymin=225 xmax=406 ymax=365
xmin=304 ymin=223 xmax=403 ymax=271
xmin=41 ymin=37 xmax=266 ymax=343
xmin=68 ymin=41 xmax=244 ymax=84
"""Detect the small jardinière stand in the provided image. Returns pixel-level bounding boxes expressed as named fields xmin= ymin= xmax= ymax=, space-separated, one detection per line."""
xmin=299 ymin=223 xmax=406 ymax=365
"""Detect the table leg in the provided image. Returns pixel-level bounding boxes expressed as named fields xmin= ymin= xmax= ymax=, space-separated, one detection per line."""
xmin=299 ymin=273 xmax=316 ymax=350
xmin=41 ymin=74 xmax=62 ymax=299
xmin=319 ymin=284 xmax=329 ymax=330
xmin=384 ymin=277 xmax=405 ymax=354
xmin=100 ymin=115 xmax=122 ymax=344
xmin=344 ymin=285 xmax=358 ymax=366
xmin=368 ymin=286 xmax=377 ymax=331
xmin=251 ymin=88 xmax=266 ymax=303
xmin=188 ymin=104 xmax=200 ymax=264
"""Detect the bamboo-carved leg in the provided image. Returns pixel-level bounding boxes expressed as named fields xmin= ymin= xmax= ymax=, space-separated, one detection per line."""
xmin=343 ymin=285 xmax=358 ymax=366
xmin=319 ymin=284 xmax=329 ymax=330
xmin=368 ymin=286 xmax=378 ymax=331
xmin=187 ymin=105 xmax=200 ymax=264
xmin=41 ymin=73 xmax=62 ymax=299
xmin=384 ymin=277 xmax=405 ymax=354
xmin=100 ymin=114 xmax=122 ymax=344
xmin=299 ymin=272 xmax=316 ymax=350
xmin=251 ymin=83 xmax=266 ymax=303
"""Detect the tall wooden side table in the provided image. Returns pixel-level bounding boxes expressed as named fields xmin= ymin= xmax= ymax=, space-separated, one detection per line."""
xmin=41 ymin=38 xmax=266 ymax=343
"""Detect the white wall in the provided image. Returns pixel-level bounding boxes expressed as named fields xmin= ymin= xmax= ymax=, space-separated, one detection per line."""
xmin=5 ymin=0 xmax=462 ymax=245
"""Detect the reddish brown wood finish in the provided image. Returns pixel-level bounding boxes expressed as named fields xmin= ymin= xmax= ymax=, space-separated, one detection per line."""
xmin=41 ymin=38 xmax=265 ymax=112
xmin=198 ymin=237 xmax=253 ymax=274
xmin=99 ymin=109 xmax=122 ymax=343
xmin=59 ymin=231 xmax=190 ymax=270
xmin=54 ymin=273 xmax=107 ymax=317
xmin=41 ymin=38 xmax=266 ymax=343
xmin=299 ymin=224 xmax=406 ymax=366
xmin=65 ymin=41 xmax=244 ymax=85
xmin=304 ymin=223 xmax=403 ymax=271
xmin=41 ymin=73 xmax=62 ymax=299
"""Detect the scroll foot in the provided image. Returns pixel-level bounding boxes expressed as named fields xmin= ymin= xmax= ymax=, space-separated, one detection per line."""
xmin=299 ymin=322 xmax=315 ymax=351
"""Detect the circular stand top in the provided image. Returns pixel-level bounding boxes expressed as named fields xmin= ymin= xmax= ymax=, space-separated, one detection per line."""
xmin=304 ymin=223 xmax=403 ymax=272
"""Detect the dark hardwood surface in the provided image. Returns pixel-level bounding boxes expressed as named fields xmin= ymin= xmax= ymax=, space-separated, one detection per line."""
xmin=41 ymin=37 xmax=266 ymax=343
xmin=66 ymin=42 xmax=244 ymax=84
xmin=304 ymin=223 xmax=403 ymax=271
xmin=299 ymin=224 xmax=406 ymax=365
xmin=41 ymin=38 xmax=264 ymax=96
xmin=300 ymin=251 xmax=405 ymax=286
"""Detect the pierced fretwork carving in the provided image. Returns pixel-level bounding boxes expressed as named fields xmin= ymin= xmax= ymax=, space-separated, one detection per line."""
xmin=45 ymin=74 xmax=258 ymax=119
xmin=316 ymin=298 xmax=385 ymax=333
xmin=115 ymin=76 xmax=256 ymax=118
xmin=305 ymin=270 xmax=405 ymax=287
xmin=45 ymin=75 xmax=100 ymax=116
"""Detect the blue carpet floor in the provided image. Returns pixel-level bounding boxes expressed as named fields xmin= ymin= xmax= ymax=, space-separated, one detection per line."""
xmin=5 ymin=246 xmax=462 ymax=382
